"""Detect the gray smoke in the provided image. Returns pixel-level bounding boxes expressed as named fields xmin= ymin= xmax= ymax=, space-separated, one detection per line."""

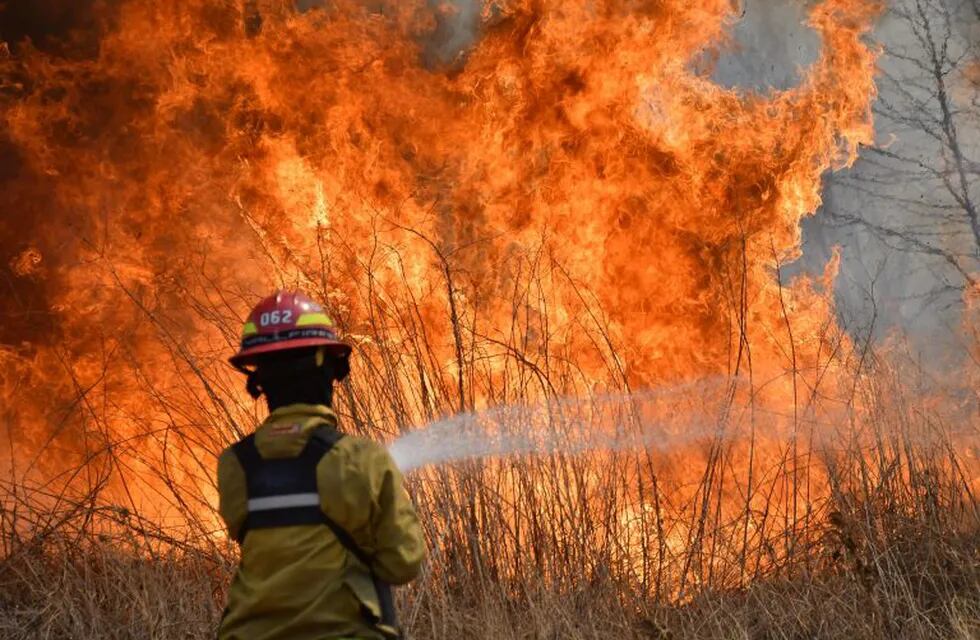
xmin=715 ymin=0 xmax=979 ymax=364
xmin=798 ymin=3 xmax=979 ymax=362
xmin=711 ymin=0 xmax=820 ymax=92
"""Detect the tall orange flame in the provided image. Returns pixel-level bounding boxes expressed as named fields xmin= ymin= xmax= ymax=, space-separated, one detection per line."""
xmin=0 ymin=0 xmax=884 ymax=543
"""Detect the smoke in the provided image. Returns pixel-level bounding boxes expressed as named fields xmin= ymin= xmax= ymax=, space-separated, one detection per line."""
xmin=711 ymin=0 xmax=979 ymax=364
xmin=711 ymin=0 xmax=820 ymax=92
xmin=797 ymin=2 xmax=980 ymax=362
xmin=421 ymin=0 xmax=482 ymax=67
xmin=294 ymin=0 xmax=482 ymax=66
xmin=0 ymin=0 xmax=118 ymax=59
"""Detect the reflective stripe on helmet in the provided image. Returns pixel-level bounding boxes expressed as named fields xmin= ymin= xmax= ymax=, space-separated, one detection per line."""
xmin=242 ymin=321 xmax=259 ymax=337
xmin=247 ymin=492 xmax=320 ymax=512
xmin=296 ymin=312 xmax=333 ymax=327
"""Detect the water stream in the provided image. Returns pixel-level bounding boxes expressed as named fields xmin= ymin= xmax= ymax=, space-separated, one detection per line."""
xmin=389 ymin=379 xmax=733 ymax=472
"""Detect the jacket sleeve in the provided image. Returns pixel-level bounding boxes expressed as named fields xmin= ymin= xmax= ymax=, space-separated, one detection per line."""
xmin=366 ymin=444 xmax=426 ymax=585
xmin=217 ymin=447 xmax=248 ymax=541
xmin=319 ymin=438 xmax=426 ymax=585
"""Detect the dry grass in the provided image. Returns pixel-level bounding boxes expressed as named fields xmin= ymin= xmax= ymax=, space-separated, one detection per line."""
xmin=0 ymin=495 xmax=976 ymax=639
xmin=1 ymin=360 xmax=977 ymax=639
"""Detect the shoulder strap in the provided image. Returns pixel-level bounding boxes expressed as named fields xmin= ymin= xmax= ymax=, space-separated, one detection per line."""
xmin=320 ymin=518 xmax=400 ymax=634
xmin=302 ymin=429 xmax=373 ymax=565
xmin=304 ymin=428 xmax=399 ymax=633
xmin=307 ymin=425 xmax=345 ymax=453
xmin=230 ymin=433 xmax=261 ymax=475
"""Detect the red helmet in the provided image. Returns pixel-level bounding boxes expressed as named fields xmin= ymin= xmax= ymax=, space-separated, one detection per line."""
xmin=230 ymin=291 xmax=351 ymax=369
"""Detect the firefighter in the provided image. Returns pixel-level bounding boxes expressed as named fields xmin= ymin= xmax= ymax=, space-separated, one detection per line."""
xmin=217 ymin=291 xmax=425 ymax=640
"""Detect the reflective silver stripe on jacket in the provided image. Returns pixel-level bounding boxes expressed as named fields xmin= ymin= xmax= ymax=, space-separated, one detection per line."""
xmin=247 ymin=493 xmax=320 ymax=512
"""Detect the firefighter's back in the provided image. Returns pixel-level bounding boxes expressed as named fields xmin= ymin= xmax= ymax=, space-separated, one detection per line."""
xmin=217 ymin=404 xmax=423 ymax=640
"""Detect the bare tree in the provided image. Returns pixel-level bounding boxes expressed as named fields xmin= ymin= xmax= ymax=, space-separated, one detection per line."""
xmin=824 ymin=0 xmax=979 ymax=319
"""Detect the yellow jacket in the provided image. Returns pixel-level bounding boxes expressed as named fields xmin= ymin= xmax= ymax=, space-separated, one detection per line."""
xmin=217 ymin=404 xmax=425 ymax=640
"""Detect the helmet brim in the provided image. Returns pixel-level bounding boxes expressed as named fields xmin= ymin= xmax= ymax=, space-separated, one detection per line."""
xmin=229 ymin=337 xmax=352 ymax=369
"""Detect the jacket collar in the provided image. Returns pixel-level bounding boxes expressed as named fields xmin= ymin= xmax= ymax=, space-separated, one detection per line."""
xmin=265 ymin=403 xmax=338 ymax=428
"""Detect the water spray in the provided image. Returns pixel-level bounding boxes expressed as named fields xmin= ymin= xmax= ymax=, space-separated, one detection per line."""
xmin=389 ymin=379 xmax=733 ymax=472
